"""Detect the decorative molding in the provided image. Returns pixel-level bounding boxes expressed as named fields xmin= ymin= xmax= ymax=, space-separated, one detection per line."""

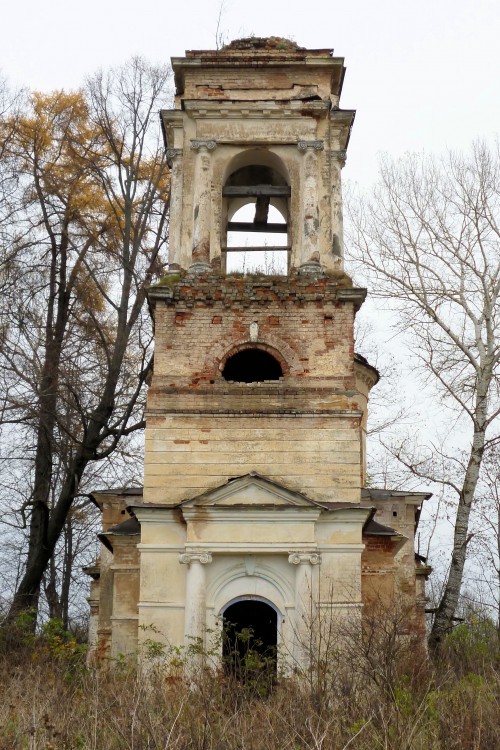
xmin=178 ymin=542 xmax=364 ymax=553
xmin=355 ymin=367 xmax=378 ymax=389
xmin=186 ymin=261 xmax=213 ymax=276
xmin=183 ymin=100 xmax=329 ymax=119
xmin=132 ymin=509 xmax=180 ymax=524
xmin=166 ymin=148 xmax=182 ymax=165
xmin=249 ymin=321 xmax=259 ymax=342
xmin=138 ymin=601 xmax=186 ymax=609
xmin=190 ymin=139 xmax=217 ymax=151
xmin=297 ymin=140 xmax=324 ymax=151
xmin=317 ymin=544 xmax=366 ymax=552
xmin=110 ymin=615 xmax=139 ymax=621
xmin=137 ymin=544 xmax=185 ymax=552
xmin=182 ymin=508 xmax=321 ymax=523
xmin=179 ymin=551 xmax=213 ymax=565
xmin=298 ymin=260 xmax=325 ymax=278
xmin=146 ymin=410 xmax=364 ymax=419
xmin=288 ymin=552 xmax=322 ymax=566
xmin=244 ymin=556 xmax=256 ymax=576
xmin=332 ymin=149 xmax=347 ymax=165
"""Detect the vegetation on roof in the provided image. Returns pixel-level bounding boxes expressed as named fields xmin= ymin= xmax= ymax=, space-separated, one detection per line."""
xmin=222 ymin=37 xmax=302 ymax=52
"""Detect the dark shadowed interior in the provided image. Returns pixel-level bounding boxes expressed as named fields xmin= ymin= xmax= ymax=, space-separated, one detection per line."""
xmin=222 ymin=600 xmax=278 ymax=678
xmin=221 ymin=349 xmax=283 ymax=382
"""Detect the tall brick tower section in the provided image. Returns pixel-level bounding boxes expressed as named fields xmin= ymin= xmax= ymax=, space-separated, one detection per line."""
xmin=147 ymin=39 xmax=371 ymax=503
xmin=88 ymin=39 xmax=430 ymax=664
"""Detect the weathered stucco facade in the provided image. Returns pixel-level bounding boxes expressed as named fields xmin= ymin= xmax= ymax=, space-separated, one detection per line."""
xmin=86 ymin=38 xmax=431 ymax=666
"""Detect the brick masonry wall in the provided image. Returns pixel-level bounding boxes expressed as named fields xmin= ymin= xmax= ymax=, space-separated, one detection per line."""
xmin=150 ymin=276 xmax=359 ymax=384
xmin=182 ymin=67 xmax=336 ymax=101
xmin=361 ymin=535 xmax=396 ymax=604
xmin=143 ymin=275 xmax=366 ymax=505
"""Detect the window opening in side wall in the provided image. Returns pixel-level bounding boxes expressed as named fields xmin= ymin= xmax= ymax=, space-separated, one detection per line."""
xmin=222 ymin=349 xmax=283 ymax=383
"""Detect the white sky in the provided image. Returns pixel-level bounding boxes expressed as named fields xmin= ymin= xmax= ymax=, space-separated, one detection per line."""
xmin=2 ymin=0 xmax=499 ymax=187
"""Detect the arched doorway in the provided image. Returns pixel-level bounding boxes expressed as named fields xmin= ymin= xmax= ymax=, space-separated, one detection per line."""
xmin=222 ymin=599 xmax=278 ymax=681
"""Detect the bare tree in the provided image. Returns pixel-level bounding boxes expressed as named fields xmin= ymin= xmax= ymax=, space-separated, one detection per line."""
xmin=0 ymin=57 xmax=171 ymax=623
xmin=346 ymin=142 xmax=500 ymax=649
xmin=464 ymin=446 xmax=500 ymax=628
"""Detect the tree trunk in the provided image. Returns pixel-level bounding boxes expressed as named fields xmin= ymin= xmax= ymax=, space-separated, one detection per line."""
xmin=61 ymin=519 xmax=73 ymax=630
xmin=429 ymin=422 xmax=487 ymax=650
xmin=44 ymin=554 xmax=63 ymax=622
xmin=8 ymin=323 xmax=137 ymax=619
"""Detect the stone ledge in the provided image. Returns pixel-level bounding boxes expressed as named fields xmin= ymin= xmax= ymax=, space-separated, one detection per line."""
xmin=145 ymin=408 xmax=364 ymax=417
xmin=149 ymin=274 xmax=366 ymax=310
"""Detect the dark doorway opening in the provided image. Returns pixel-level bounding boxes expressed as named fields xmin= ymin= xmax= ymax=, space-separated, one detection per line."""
xmin=222 ymin=600 xmax=278 ymax=682
xmin=222 ymin=349 xmax=283 ymax=383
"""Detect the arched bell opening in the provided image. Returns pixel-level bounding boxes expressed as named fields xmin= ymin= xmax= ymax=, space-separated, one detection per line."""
xmin=222 ymin=151 xmax=291 ymax=275
xmin=221 ymin=347 xmax=284 ymax=383
xmin=222 ymin=598 xmax=278 ymax=682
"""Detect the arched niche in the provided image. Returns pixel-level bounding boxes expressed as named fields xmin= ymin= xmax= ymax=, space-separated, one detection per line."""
xmin=221 ymin=149 xmax=291 ymax=275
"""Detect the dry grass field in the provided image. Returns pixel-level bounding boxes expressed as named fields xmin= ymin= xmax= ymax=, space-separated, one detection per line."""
xmin=1 ymin=612 xmax=500 ymax=750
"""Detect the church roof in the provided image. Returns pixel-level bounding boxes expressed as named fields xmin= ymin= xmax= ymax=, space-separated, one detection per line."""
xmin=106 ymin=517 xmax=141 ymax=535
xmin=91 ymin=473 xmax=431 ymax=555
xmin=362 ymin=488 xmax=432 ymax=501
xmin=363 ymin=518 xmax=400 ymax=536
xmin=98 ymin=516 xmax=140 ymax=552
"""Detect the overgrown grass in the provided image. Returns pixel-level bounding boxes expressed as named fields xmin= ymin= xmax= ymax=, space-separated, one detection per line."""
xmin=1 ymin=615 xmax=500 ymax=749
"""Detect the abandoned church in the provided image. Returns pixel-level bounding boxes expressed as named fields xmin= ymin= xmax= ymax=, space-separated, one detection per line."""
xmin=85 ymin=37 xmax=431 ymax=666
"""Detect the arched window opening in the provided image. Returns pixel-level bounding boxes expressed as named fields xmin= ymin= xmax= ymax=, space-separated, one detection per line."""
xmin=222 ymin=158 xmax=290 ymax=275
xmin=222 ymin=349 xmax=283 ymax=383
xmin=222 ymin=599 xmax=278 ymax=682
xmin=226 ymin=203 xmax=288 ymax=274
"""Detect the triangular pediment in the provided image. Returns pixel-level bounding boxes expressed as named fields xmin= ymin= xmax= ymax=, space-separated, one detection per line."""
xmin=182 ymin=473 xmax=321 ymax=508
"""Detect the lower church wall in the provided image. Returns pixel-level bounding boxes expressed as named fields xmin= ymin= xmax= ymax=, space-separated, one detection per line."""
xmin=88 ymin=486 xmax=428 ymax=662
xmin=144 ymin=413 xmax=362 ymax=505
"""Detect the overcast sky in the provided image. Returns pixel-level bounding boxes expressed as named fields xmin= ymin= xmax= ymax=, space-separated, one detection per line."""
xmin=2 ymin=0 xmax=499 ymax=187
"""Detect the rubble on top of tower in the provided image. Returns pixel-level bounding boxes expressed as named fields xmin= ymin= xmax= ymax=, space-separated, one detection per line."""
xmin=221 ymin=37 xmax=305 ymax=52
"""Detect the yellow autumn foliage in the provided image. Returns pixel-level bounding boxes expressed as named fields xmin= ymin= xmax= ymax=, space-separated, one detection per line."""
xmin=4 ymin=86 xmax=170 ymax=320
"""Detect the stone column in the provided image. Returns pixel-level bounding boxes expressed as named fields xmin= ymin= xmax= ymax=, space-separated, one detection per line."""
xmin=179 ymin=550 xmax=213 ymax=648
xmin=86 ymin=586 xmax=100 ymax=660
xmin=289 ymin=551 xmax=321 ymax=667
xmin=165 ymin=148 xmax=185 ymax=270
xmin=297 ymin=140 xmax=324 ymax=274
xmin=190 ymin=139 xmax=217 ymax=272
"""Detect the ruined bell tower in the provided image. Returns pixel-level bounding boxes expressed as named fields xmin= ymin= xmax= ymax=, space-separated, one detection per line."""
xmin=146 ymin=37 xmax=371 ymax=503
xmin=88 ymin=38 xmax=430 ymax=664
xmin=164 ymin=37 xmax=353 ymax=276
